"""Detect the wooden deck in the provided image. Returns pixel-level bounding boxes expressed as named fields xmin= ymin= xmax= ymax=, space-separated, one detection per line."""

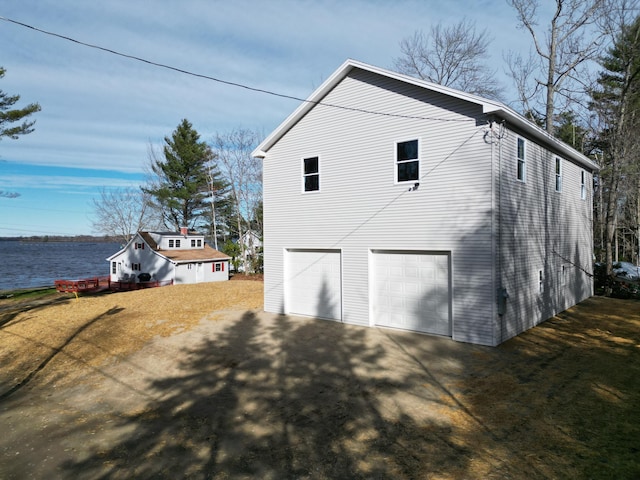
xmin=55 ymin=276 xmax=173 ymax=294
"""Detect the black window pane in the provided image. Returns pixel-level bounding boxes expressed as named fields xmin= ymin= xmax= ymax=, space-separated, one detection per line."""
xmin=304 ymin=157 xmax=319 ymax=174
xmin=397 ymin=140 xmax=418 ymax=161
xmin=305 ymin=174 xmax=319 ymax=191
xmin=398 ymin=160 xmax=419 ymax=182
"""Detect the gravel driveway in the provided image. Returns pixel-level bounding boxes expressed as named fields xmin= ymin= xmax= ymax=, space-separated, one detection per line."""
xmin=1 ymin=292 xmax=638 ymax=479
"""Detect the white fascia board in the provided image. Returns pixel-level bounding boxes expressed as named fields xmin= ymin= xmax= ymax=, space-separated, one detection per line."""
xmin=252 ymin=59 xmax=599 ymax=172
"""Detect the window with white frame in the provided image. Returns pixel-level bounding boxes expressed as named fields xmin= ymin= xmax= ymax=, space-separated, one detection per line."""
xmin=175 ymin=239 xmax=181 ymax=248
xmin=555 ymin=157 xmax=562 ymax=192
xmin=396 ymin=139 xmax=419 ymax=182
xmin=169 ymin=239 xmax=174 ymax=248
xmin=517 ymin=138 xmax=526 ymax=182
xmin=191 ymin=239 xmax=196 ymax=247
xmin=560 ymin=264 xmax=567 ymax=286
xmin=303 ymin=156 xmax=319 ymax=192
xmin=581 ymin=171 xmax=586 ymax=200
xmin=538 ymin=269 xmax=544 ymax=293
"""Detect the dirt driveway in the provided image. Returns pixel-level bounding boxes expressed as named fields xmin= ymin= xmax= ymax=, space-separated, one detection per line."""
xmin=0 ymin=283 xmax=639 ymax=479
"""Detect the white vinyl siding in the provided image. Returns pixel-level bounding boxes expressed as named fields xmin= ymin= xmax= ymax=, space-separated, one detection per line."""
xmin=262 ymin=68 xmax=495 ymax=345
xmin=497 ymin=130 xmax=594 ymax=343
xmin=260 ymin=64 xmax=595 ymax=346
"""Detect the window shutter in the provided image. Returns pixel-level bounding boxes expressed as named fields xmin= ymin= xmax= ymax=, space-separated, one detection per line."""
xmin=222 ymin=262 xmax=225 ymax=272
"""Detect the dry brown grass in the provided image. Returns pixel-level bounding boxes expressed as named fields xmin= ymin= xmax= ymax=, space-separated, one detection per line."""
xmin=0 ymin=281 xmax=263 ymax=389
xmin=0 ymin=287 xmax=638 ymax=479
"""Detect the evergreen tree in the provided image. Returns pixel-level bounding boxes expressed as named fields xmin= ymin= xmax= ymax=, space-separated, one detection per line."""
xmin=144 ymin=119 xmax=228 ymax=232
xmin=0 ymin=66 xmax=41 ymax=141
xmin=589 ymin=15 xmax=640 ymax=273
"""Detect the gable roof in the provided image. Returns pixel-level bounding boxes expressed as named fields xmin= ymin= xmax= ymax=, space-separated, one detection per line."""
xmin=107 ymin=231 xmax=230 ymax=264
xmin=160 ymin=244 xmax=230 ymax=263
xmin=252 ymin=59 xmax=598 ymax=172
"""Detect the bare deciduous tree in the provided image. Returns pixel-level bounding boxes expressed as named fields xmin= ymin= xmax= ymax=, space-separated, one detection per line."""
xmin=506 ymin=0 xmax=606 ymax=134
xmin=589 ymin=2 xmax=640 ymax=275
xmin=212 ymin=128 xmax=262 ymax=273
xmin=393 ymin=18 xmax=503 ymax=100
xmin=91 ymin=187 xmax=159 ymax=244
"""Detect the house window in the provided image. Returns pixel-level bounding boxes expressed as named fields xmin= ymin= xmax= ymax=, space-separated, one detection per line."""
xmin=560 ymin=264 xmax=567 ymax=286
xmin=396 ymin=139 xmax=419 ymax=182
xmin=135 ymin=242 xmax=144 ymax=249
xmin=538 ymin=269 xmax=544 ymax=293
xmin=112 ymin=262 xmax=116 ymax=274
xmin=214 ymin=262 xmax=224 ymax=272
xmin=197 ymin=239 xmax=202 ymax=247
xmin=517 ymin=138 xmax=526 ymax=182
xmin=191 ymin=239 xmax=196 ymax=247
xmin=555 ymin=158 xmax=562 ymax=192
xmin=169 ymin=239 xmax=174 ymax=248
xmin=581 ymin=171 xmax=586 ymax=200
xmin=303 ymin=156 xmax=320 ymax=192
xmin=175 ymin=239 xmax=181 ymax=248
xmin=132 ymin=263 xmax=141 ymax=271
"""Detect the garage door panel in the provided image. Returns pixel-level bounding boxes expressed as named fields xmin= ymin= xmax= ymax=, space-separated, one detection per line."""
xmin=286 ymin=250 xmax=341 ymax=321
xmin=373 ymin=251 xmax=451 ymax=336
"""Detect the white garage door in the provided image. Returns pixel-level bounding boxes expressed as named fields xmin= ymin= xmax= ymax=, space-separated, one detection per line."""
xmin=285 ymin=249 xmax=342 ymax=321
xmin=373 ymin=251 xmax=451 ymax=336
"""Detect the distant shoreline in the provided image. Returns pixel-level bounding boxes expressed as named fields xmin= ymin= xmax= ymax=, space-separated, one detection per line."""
xmin=0 ymin=236 xmax=120 ymax=243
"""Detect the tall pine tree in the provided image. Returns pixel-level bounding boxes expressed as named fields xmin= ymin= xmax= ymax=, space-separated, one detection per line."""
xmin=590 ymin=15 xmax=640 ymax=272
xmin=144 ymin=119 xmax=228 ymax=232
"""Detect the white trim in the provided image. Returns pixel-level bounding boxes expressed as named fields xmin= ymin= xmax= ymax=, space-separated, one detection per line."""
xmin=555 ymin=157 xmax=563 ymax=193
xmin=516 ymin=137 xmax=526 ymax=183
xmin=301 ymin=155 xmax=321 ymax=193
xmin=252 ymin=59 xmax=599 ymax=173
xmin=394 ymin=138 xmax=421 ymax=184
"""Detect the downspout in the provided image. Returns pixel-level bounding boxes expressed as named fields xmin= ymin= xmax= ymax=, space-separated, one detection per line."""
xmin=496 ymin=122 xmax=507 ymax=343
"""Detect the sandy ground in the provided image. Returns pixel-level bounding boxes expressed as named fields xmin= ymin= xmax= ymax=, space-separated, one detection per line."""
xmin=0 ymin=283 xmax=639 ymax=479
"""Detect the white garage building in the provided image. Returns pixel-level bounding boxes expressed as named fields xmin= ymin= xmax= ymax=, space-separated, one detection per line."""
xmin=253 ymin=60 xmax=597 ymax=346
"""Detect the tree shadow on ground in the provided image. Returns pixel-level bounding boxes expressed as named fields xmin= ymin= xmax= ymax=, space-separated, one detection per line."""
xmin=59 ymin=310 xmax=474 ymax=479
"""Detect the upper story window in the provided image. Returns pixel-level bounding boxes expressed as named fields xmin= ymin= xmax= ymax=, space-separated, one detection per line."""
xmin=303 ymin=156 xmax=320 ymax=192
xmin=538 ymin=269 xmax=544 ymax=294
xmin=169 ymin=239 xmax=174 ymax=248
xmin=580 ymin=171 xmax=586 ymax=200
xmin=134 ymin=242 xmax=144 ymax=250
xmin=396 ymin=139 xmax=419 ymax=183
xmin=197 ymin=239 xmax=202 ymax=247
xmin=175 ymin=239 xmax=181 ymax=248
xmin=517 ymin=138 xmax=526 ymax=182
xmin=191 ymin=239 xmax=196 ymax=247
xmin=555 ymin=157 xmax=562 ymax=192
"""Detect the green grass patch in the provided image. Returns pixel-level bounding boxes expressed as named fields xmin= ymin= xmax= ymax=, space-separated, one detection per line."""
xmin=0 ymin=287 xmax=58 ymax=301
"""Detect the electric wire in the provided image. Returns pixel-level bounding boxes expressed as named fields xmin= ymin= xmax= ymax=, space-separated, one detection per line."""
xmin=0 ymin=15 xmax=473 ymax=123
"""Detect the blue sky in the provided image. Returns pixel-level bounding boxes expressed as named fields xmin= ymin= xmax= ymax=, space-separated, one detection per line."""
xmin=0 ymin=0 xmax=539 ymax=237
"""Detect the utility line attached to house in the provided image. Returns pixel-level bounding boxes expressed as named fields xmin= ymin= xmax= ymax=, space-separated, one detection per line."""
xmin=0 ymin=15 xmax=474 ymax=124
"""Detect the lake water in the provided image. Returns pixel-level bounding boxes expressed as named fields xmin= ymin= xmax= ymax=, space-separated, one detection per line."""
xmin=0 ymin=241 xmax=122 ymax=291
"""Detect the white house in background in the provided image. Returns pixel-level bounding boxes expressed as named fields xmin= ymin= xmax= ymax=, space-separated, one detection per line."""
xmin=236 ymin=230 xmax=263 ymax=271
xmin=252 ymin=59 xmax=599 ymax=346
xmin=107 ymin=229 xmax=230 ymax=285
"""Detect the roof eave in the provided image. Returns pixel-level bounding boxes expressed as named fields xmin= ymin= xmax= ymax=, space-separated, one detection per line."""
xmin=252 ymin=59 xmax=599 ymax=172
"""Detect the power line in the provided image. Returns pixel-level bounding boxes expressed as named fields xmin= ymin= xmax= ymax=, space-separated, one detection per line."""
xmin=0 ymin=15 xmax=473 ymax=124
